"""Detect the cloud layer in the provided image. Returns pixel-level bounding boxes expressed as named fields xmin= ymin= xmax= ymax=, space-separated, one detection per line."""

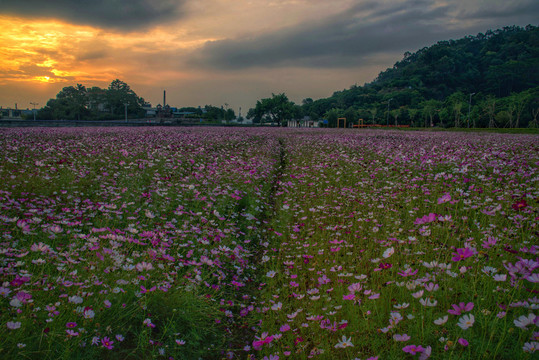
xmin=1 ymin=0 xmax=537 ymax=111
xmin=0 ymin=0 xmax=185 ymax=30
xmin=192 ymin=0 xmax=538 ymax=70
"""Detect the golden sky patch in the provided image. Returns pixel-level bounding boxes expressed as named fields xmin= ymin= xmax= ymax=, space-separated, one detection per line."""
xmin=0 ymin=15 xmax=212 ymax=88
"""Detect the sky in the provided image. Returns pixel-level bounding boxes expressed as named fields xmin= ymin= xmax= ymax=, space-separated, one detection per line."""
xmin=1 ymin=0 xmax=537 ymax=113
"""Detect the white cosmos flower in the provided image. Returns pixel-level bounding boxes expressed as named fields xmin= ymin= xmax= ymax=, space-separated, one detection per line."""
xmin=419 ymin=298 xmax=438 ymax=307
xmin=383 ymin=247 xmax=395 ymax=258
xmin=514 ymin=314 xmax=536 ymax=330
xmin=434 ymin=315 xmax=448 ymax=325
xmin=523 ymin=342 xmax=538 ymax=353
xmin=334 ymin=335 xmax=354 ymax=349
xmin=457 ymin=314 xmax=475 ymax=330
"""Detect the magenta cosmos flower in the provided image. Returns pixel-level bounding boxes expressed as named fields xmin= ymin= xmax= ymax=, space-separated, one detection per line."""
xmin=451 ymin=248 xmax=474 ymax=261
xmin=403 ymin=344 xmax=425 ymax=355
xmin=448 ymin=302 xmax=474 ymax=315
xmin=101 ymin=336 xmax=114 ymax=350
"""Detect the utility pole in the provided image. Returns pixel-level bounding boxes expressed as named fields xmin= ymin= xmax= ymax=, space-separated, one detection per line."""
xmin=30 ymin=102 xmax=38 ymax=121
xmin=468 ymin=93 xmax=475 ymax=128
xmin=386 ymin=98 xmax=392 ymax=127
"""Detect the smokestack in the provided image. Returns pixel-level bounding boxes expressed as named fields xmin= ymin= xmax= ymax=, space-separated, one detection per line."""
xmin=163 ymin=90 xmax=166 ymax=107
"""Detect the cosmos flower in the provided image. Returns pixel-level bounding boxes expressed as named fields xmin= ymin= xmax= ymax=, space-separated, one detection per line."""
xmin=451 ymin=248 xmax=474 ymax=261
xmin=457 ymin=314 xmax=475 ymax=330
xmin=7 ymin=321 xmax=21 ymax=330
xmin=434 ymin=315 xmax=448 ymax=325
xmin=512 ymin=199 xmax=528 ymax=211
xmin=523 ymin=342 xmax=538 ymax=353
xmin=514 ymin=314 xmax=536 ymax=330
xmin=402 ymin=345 xmax=425 ymax=355
xmin=334 ymin=335 xmax=354 ymax=349
xmin=101 ymin=336 xmax=114 ymax=350
xmin=448 ymin=302 xmax=474 ymax=315
xmin=393 ymin=334 xmax=411 ymax=342
xmin=383 ymin=247 xmax=395 ymax=258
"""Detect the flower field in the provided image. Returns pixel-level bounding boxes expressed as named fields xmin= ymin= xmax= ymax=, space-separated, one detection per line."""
xmin=0 ymin=127 xmax=537 ymax=359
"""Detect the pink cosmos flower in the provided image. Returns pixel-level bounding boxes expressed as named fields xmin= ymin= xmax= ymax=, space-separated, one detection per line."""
xmin=318 ymin=274 xmax=331 ymax=285
xmin=143 ymin=318 xmax=155 ymax=328
xmin=414 ymin=213 xmax=437 ymax=225
xmin=66 ymin=322 xmax=77 ymax=328
xmin=448 ymin=302 xmax=474 ymax=315
xmin=252 ymin=332 xmax=274 ymax=350
xmin=393 ymin=334 xmax=411 ymax=342
xmin=403 ymin=344 xmax=425 ymax=355
xmin=101 ymin=336 xmax=114 ymax=349
xmin=458 ymin=338 xmax=469 ymax=347
xmin=451 ymin=248 xmax=474 ymax=261
xmin=437 ymin=193 xmax=452 ymax=204
xmin=135 ymin=261 xmax=154 ymax=272
xmin=398 ymin=268 xmax=418 ymax=277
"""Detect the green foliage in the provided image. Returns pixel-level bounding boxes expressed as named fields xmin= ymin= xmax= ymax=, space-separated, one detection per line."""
xmin=300 ymin=25 xmax=539 ymax=128
xmin=37 ymin=80 xmax=146 ymax=120
xmin=201 ymin=105 xmax=236 ymax=121
xmin=247 ymin=93 xmax=301 ymax=126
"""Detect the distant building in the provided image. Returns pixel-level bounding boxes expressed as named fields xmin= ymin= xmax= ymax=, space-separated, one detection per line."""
xmin=143 ymin=104 xmax=156 ymax=117
xmin=288 ymin=116 xmax=321 ymax=128
xmin=0 ymin=107 xmax=33 ymax=119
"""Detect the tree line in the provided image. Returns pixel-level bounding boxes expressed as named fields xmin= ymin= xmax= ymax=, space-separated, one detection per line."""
xmin=36 ymin=80 xmax=147 ymax=120
xmin=248 ymin=25 xmax=539 ymax=128
xmin=33 ymin=79 xmax=236 ymax=121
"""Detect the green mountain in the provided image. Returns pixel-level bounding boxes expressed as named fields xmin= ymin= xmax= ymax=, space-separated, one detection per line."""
xmin=302 ymin=25 xmax=539 ymax=128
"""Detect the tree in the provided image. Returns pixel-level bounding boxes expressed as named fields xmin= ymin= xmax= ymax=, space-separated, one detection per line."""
xmin=37 ymin=80 xmax=146 ymax=120
xmin=390 ymin=109 xmax=400 ymax=126
xmin=407 ymin=108 xmax=420 ymax=127
xmin=446 ymin=91 xmax=466 ymax=127
xmin=369 ymin=107 xmax=378 ymax=125
xmin=420 ymin=99 xmax=442 ymax=127
xmin=41 ymin=84 xmax=88 ymax=120
xmin=324 ymin=108 xmax=344 ymax=128
xmin=482 ymin=96 xmax=497 ymax=128
xmin=106 ymin=79 xmax=145 ymax=118
xmin=506 ymin=92 xmax=529 ymax=128
xmin=247 ymin=93 xmax=298 ymax=126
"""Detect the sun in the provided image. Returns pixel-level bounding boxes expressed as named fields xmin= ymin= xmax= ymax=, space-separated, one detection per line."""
xmin=33 ymin=76 xmax=53 ymax=83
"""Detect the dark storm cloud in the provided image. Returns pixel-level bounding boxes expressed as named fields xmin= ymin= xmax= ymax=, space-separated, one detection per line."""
xmin=0 ymin=0 xmax=185 ymax=30
xmin=193 ymin=0 xmax=536 ymax=70
xmin=194 ymin=0 xmax=451 ymax=69
xmin=460 ymin=0 xmax=539 ymax=20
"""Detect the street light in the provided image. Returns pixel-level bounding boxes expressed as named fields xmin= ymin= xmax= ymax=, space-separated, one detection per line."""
xmin=30 ymin=102 xmax=38 ymax=121
xmin=386 ymin=98 xmax=393 ymax=127
xmin=467 ymin=93 xmax=475 ymax=128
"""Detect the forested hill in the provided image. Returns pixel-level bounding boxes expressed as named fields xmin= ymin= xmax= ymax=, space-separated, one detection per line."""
xmin=376 ymin=25 xmax=538 ymax=99
xmin=302 ymin=25 xmax=539 ymax=128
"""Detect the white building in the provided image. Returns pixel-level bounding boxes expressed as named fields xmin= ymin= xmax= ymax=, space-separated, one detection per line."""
xmin=288 ymin=116 xmax=321 ymax=128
